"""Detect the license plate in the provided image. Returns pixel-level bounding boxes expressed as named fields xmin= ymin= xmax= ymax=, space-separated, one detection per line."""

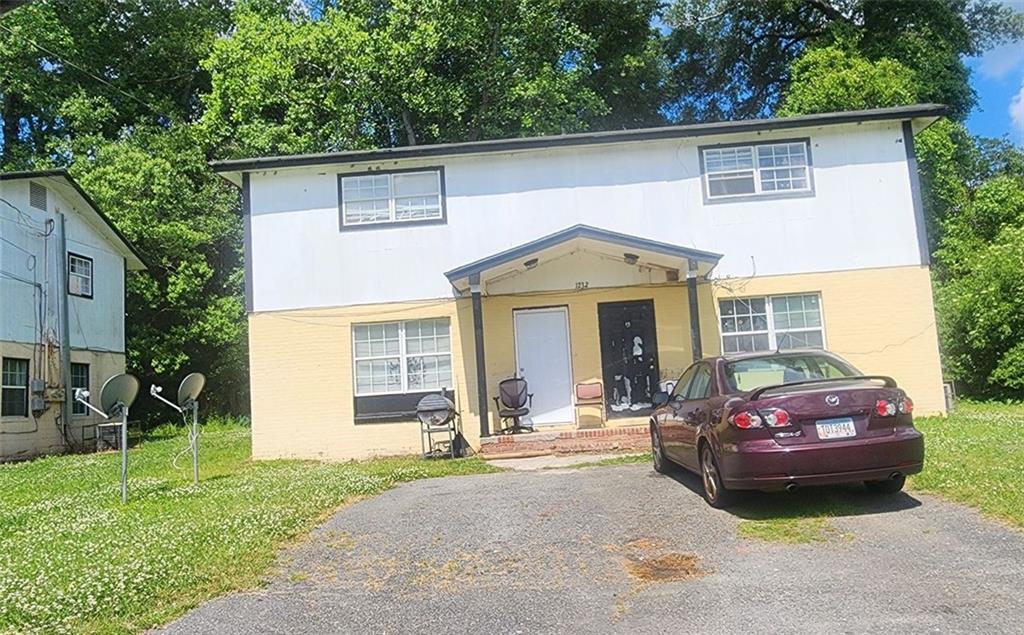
xmin=816 ymin=417 xmax=857 ymax=440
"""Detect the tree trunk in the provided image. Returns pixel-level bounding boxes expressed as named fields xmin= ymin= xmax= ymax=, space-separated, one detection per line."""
xmin=401 ymin=108 xmax=417 ymax=146
xmin=1 ymin=92 xmax=22 ymax=168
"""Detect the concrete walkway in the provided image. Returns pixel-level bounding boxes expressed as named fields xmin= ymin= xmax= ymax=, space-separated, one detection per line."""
xmin=485 ymin=452 xmax=642 ymax=471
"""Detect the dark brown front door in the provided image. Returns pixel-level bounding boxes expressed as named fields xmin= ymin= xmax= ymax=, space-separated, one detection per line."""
xmin=597 ymin=300 xmax=660 ymax=418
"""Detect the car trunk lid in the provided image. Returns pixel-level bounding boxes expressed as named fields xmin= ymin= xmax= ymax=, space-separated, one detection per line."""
xmin=747 ymin=381 xmax=903 ymax=447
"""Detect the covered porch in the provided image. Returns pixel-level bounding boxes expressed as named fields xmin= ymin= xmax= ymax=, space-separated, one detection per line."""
xmin=445 ymin=225 xmax=722 ymax=457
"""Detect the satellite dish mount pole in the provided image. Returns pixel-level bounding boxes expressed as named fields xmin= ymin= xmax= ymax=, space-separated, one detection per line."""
xmin=73 ymin=389 xmax=130 ymax=504
xmin=150 ymin=382 xmax=201 ymax=486
xmin=116 ymin=402 xmax=129 ymax=504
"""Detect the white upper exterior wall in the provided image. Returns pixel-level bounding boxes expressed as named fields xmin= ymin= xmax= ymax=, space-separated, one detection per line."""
xmin=247 ymin=120 xmax=923 ymax=312
xmin=0 ymin=178 xmax=126 ymax=352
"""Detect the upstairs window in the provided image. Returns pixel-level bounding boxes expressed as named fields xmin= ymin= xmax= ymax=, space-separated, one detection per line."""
xmin=68 ymin=253 xmax=93 ymax=298
xmin=702 ymin=141 xmax=811 ymax=200
xmin=340 ymin=169 xmax=444 ymax=228
xmin=719 ymin=293 xmax=824 ymax=353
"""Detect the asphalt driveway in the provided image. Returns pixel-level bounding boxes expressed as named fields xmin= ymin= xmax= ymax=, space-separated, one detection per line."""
xmin=159 ymin=463 xmax=1024 ymax=634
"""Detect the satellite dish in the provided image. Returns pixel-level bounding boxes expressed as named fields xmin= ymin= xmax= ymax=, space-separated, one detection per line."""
xmin=100 ymin=373 xmax=140 ymax=414
xmin=176 ymin=372 xmax=206 ymax=407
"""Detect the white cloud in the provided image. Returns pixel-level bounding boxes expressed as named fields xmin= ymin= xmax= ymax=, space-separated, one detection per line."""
xmin=1011 ymin=82 xmax=1024 ymax=136
xmin=978 ymin=42 xmax=1024 ymax=80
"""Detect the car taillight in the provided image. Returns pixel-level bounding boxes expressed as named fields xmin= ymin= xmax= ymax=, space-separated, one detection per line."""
xmin=875 ymin=399 xmax=897 ymax=417
xmin=730 ymin=410 xmax=763 ymax=429
xmin=898 ymin=396 xmax=914 ymax=414
xmin=762 ymin=407 xmax=791 ymax=427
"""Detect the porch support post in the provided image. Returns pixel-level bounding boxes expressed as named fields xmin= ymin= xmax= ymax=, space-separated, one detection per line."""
xmin=470 ymin=275 xmax=490 ymax=438
xmin=686 ymin=259 xmax=703 ymax=362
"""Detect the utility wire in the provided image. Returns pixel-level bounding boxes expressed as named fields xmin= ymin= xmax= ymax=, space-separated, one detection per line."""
xmin=0 ymin=21 xmax=172 ymax=122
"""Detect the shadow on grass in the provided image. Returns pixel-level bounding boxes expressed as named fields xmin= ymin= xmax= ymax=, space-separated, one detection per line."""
xmin=660 ymin=465 xmax=922 ymax=543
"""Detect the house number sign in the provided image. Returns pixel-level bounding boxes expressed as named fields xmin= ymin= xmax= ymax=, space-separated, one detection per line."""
xmin=575 ymin=281 xmax=590 ymax=290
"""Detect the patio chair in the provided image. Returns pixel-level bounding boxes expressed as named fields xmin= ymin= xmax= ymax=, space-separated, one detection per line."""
xmin=493 ymin=377 xmax=534 ymax=434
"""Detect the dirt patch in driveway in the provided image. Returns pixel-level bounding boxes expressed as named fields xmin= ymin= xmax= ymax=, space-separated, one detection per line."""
xmin=624 ymin=552 xmax=708 ymax=583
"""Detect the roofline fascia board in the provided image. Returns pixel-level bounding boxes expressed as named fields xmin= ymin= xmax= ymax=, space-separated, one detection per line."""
xmin=0 ymin=169 xmax=149 ymax=271
xmin=444 ymin=224 xmax=723 ymax=284
xmin=210 ymin=104 xmax=947 ymax=174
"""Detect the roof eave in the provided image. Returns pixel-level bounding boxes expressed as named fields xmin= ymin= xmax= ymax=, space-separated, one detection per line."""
xmin=210 ymin=104 xmax=948 ymax=177
xmin=0 ymin=169 xmax=149 ymax=271
xmin=443 ymin=224 xmax=723 ymax=288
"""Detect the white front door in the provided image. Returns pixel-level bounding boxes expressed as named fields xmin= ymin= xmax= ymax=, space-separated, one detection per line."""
xmin=513 ymin=307 xmax=574 ymax=426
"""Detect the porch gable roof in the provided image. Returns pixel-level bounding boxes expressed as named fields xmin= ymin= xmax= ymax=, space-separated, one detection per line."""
xmin=444 ymin=224 xmax=722 ymax=293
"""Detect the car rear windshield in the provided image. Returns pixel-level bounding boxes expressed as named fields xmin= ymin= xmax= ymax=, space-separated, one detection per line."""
xmin=724 ymin=354 xmax=857 ymax=392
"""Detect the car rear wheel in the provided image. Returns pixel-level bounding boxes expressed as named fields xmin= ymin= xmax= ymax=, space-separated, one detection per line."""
xmin=865 ymin=474 xmax=906 ymax=495
xmin=651 ymin=427 xmax=673 ymax=474
xmin=699 ymin=444 xmax=734 ymax=508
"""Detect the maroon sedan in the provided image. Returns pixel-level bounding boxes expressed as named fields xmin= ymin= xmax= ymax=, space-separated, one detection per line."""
xmin=649 ymin=350 xmax=924 ymax=508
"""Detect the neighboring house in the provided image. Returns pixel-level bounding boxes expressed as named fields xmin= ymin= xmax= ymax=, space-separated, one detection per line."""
xmin=0 ymin=170 xmax=145 ymax=460
xmin=212 ymin=104 xmax=948 ymax=461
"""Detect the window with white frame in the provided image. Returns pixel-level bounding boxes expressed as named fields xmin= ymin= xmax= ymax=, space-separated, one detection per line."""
xmin=702 ymin=141 xmax=811 ymax=199
xmin=71 ymin=363 xmax=90 ymax=416
xmin=719 ymin=293 xmax=824 ymax=353
xmin=1 ymin=358 xmax=29 ymax=417
xmin=340 ymin=169 xmax=443 ymax=227
xmin=353 ymin=319 xmax=452 ymax=395
xmin=68 ymin=253 xmax=93 ymax=298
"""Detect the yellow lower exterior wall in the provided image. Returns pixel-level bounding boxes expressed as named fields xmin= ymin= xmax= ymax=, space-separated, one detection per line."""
xmin=709 ymin=265 xmax=946 ymax=416
xmin=247 ymin=264 xmax=944 ymax=461
xmin=0 ymin=341 xmax=125 ymax=461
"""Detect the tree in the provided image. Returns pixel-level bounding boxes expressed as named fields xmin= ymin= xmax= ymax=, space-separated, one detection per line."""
xmin=0 ymin=0 xmax=231 ymax=168
xmin=777 ymin=45 xmax=919 ymax=116
xmin=70 ymin=124 xmax=248 ymax=416
xmin=663 ymin=0 xmax=1024 ymax=122
xmin=202 ymin=0 xmax=667 ymax=159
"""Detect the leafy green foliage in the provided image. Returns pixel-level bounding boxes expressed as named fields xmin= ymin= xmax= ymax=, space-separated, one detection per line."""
xmin=70 ymin=125 xmax=249 ymax=415
xmin=0 ymin=422 xmax=498 ymax=633
xmin=0 ymin=0 xmax=232 ymax=167
xmin=663 ymin=0 xmax=1023 ymax=121
xmin=936 ymin=177 xmax=1024 ymax=395
xmin=202 ymin=0 xmax=666 ymax=158
xmin=778 ymin=45 xmax=919 ymax=115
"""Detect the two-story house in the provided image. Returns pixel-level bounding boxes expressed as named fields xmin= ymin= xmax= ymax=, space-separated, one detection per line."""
xmin=213 ymin=104 xmax=947 ymax=461
xmin=0 ymin=170 xmax=145 ymax=460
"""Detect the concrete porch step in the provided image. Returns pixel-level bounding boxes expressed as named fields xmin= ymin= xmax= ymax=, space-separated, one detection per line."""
xmin=478 ymin=424 xmax=650 ymax=458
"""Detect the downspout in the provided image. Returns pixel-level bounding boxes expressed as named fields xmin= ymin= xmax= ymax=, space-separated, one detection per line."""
xmin=56 ymin=212 xmax=72 ymax=445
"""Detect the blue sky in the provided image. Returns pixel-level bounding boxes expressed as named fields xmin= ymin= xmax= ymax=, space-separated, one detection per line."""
xmin=965 ymin=1 xmax=1024 ymax=144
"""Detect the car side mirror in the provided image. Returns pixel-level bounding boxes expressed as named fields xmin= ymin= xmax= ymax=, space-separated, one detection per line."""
xmin=653 ymin=391 xmax=670 ymax=406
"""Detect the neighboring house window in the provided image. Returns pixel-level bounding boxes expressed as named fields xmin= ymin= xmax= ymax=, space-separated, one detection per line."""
xmin=702 ymin=141 xmax=811 ymax=199
xmin=68 ymin=253 xmax=93 ymax=298
xmin=340 ymin=169 xmax=444 ymax=227
xmin=353 ymin=319 xmax=452 ymax=395
xmin=719 ymin=293 xmax=824 ymax=353
xmin=71 ymin=363 xmax=90 ymax=416
xmin=1 ymin=358 xmax=30 ymax=417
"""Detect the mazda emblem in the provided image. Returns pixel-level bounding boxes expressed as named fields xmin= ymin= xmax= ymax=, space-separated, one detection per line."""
xmin=825 ymin=394 xmax=840 ymax=407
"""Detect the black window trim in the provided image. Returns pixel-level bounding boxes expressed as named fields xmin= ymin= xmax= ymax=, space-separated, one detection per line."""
xmin=337 ymin=165 xmax=447 ymax=232
xmin=67 ymin=251 xmax=94 ymax=300
xmin=698 ymin=137 xmax=815 ymax=205
xmin=1 ymin=357 xmax=30 ymax=418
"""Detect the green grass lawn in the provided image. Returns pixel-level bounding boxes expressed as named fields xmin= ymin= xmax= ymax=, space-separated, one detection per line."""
xmin=0 ymin=421 xmax=499 ymax=634
xmin=911 ymin=400 xmax=1024 ymax=527
xmin=733 ymin=401 xmax=1024 ymax=543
